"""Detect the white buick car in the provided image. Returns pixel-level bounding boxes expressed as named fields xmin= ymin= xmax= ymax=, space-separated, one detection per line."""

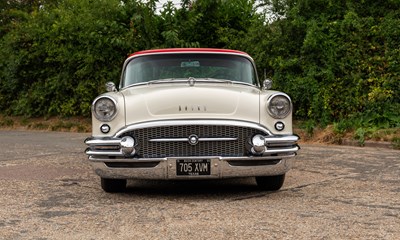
xmin=85 ymin=48 xmax=299 ymax=192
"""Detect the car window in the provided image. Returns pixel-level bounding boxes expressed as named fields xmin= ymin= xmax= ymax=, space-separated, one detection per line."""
xmin=122 ymin=53 xmax=257 ymax=87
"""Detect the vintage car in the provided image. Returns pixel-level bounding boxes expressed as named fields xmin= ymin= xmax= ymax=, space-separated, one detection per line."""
xmin=85 ymin=48 xmax=299 ymax=192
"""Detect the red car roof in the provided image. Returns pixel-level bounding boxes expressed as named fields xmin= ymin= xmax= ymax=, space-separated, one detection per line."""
xmin=129 ymin=48 xmax=249 ymax=57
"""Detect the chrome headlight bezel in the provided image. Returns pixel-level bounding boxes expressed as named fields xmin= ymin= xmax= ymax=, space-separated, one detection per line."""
xmin=92 ymin=96 xmax=118 ymax=122
xmin=266 ymin=93 xmax=292 ymax=119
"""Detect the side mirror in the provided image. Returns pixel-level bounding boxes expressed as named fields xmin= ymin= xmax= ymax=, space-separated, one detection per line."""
xmin=263 ymin=79 xmax=273 ymax=90
xmin=105 ymin=82 xmax=117 ymax=92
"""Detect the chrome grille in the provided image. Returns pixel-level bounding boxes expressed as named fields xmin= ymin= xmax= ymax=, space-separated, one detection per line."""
xmin=120 ymin=125 xmax=265 ymax=158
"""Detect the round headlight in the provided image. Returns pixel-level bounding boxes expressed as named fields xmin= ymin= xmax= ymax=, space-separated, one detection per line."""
xmin=267 ymin=94 xmax=291 ymax=119
xmin=93 ymin=96 xmax=117 ymax=122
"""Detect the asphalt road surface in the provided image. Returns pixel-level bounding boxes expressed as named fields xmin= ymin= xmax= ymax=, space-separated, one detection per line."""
xmin=0 ymin=130 xmax=399 ymax=239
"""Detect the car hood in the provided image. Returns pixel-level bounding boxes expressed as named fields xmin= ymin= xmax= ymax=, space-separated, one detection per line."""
xmin=121 ymin=83 xmax=260 ymax=123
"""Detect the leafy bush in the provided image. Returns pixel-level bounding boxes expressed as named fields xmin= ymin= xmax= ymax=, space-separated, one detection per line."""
xmin=0 ymin=0 xmax=160 ymax=117
xmin=0 ymin=0 xmax=399 ymax=134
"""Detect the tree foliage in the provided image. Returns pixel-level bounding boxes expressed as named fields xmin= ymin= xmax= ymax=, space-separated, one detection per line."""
xmin=0 ymin=0 xmax=159 ymax=116
xmin=247 ymin=0 xmax=400 ymax=128
xmin=0 ymin=0 xmax=399 ymax=129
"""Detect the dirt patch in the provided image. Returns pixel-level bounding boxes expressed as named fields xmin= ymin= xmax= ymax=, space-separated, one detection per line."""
xmin=295 ymin=124 xmax=400 ymax=149
xmin=0 ymin=115 xmax=91 ymax=133
xmin=0 ymin=164 xmax=85 ymax=181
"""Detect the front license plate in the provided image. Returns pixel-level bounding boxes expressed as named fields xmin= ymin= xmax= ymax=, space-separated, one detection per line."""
xmin=176 ymin=159 xmax=211 ymax=176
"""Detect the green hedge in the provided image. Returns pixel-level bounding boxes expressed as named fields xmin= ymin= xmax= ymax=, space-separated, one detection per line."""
xmin=0 ymin=0 xmax=399 ymax=130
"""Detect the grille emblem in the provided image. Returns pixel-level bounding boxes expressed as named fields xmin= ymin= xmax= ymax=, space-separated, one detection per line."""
xmin=188 ymin=134 xmax=199 ymax=145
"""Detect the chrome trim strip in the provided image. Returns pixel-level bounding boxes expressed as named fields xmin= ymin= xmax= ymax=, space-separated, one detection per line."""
xmin=88 ymin=152 xmax=297 ymax=163
xmin=200 ymin=137 xmax=238 ymax=141
xmin=87 ymin=145 xmax=298 ymax=159
xmin=264 ymin=135 xmax=299 ymax=143
xmin=85 ymin=138 xmax=121 ymax=145
xmin=86 ymin=150 xmax=124 ymax=156
xmin=148 ymin=138 xmax=188 ymax=142
xmin=148 ymin=137 xmax=238 ymax=142
xmin=114 ymin=119 xmax=273 ymax=137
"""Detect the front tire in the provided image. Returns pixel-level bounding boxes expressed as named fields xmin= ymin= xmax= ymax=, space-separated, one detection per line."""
xmin=256 ymin=174 xmax=285 ymax=191
xmin=101 ymin=178 xmax=127 ymax=193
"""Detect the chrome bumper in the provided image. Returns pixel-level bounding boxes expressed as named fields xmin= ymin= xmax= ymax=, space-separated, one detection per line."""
xmin=89 ymin=157 xmax=294 ymax=179
xmin=85 ymin=135 xmax=299 ymax=179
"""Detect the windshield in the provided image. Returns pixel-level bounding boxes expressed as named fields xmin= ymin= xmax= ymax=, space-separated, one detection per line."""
xmin=121 ymin=53 xmax=258 ymax=88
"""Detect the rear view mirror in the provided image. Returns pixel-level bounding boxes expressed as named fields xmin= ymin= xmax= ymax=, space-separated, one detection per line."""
xmin=263 ymin=79 xmax=273 ymax=90
xmin=105 ymin=82 xmax=117 ymax=92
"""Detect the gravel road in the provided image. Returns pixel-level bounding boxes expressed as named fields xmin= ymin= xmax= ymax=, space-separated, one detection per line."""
xmin=0 ymin=130 xmax=399 ymax=239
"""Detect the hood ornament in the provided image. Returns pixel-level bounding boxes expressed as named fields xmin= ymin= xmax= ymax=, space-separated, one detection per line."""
xmin=188 ymin=77 xmax=196 ymax=86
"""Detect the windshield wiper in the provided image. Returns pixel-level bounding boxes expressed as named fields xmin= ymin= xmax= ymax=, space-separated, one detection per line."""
xmin=147 ymin=78 xmax=189 ymax=85
xmin=127 ymin=78 xmax=253 ymax=88
xmin=203 ymin=78 xmax=233 ymax=83
xmin=146 ymin=78 xmax=232 ymax=86
xmin=204 ymin=78 xmax=256 ymax=87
